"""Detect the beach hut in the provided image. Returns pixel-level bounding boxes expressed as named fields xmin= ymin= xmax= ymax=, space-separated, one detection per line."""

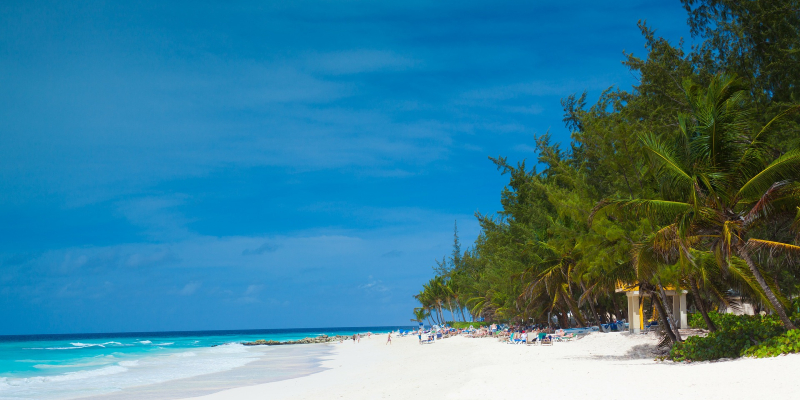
xmin=616 ymin=283 xmax=687 ymax=334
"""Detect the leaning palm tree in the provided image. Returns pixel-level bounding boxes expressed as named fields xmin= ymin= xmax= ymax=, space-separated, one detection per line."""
xmin=411 ymin=307 xmax=429 ymax=326
xmin=520 ymin=243 xmax=588 ymax=328
xmin=595 ymin=74 xmax=800 ymax=329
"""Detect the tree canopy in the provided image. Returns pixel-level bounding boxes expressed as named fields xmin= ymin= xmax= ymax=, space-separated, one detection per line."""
xmin=413 ymin=0 xmax=800 ymax=345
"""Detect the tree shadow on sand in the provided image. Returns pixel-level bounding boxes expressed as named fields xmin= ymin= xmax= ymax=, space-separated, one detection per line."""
xmin=570 ymin=344 xmax=659 ymax=361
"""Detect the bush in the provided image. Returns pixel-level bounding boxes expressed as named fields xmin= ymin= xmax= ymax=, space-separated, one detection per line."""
xmin=687 ymin=310 xmax=764 ymax=330
xmin=744 ymin=329 xmax=800 ymax=358
xmin=446 ymin=321 xmax=489 ymax=329
xmin=688 ymin=311 xmax=724 ymax=329
xmin=669 ymin=314 xmax=786 ymax=361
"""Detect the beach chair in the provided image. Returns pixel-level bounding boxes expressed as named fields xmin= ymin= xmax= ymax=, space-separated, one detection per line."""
xmin=538 ymin=332 xmax=553 ymax=346
xmin=526 ymin=334 xmax=537 ymax=345
xmin=644 ymin=321 xmax=658 ymax=333
xmin=512 ymin=334 xmax=525 ymax=344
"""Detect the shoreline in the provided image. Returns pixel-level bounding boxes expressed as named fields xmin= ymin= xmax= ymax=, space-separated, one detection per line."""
xmin=82 ymin=344 xmax=332 ymax=400
xmin=0 ymin=327 xmax=404 ymax=400
xmin=177 ymin=331 xmax=799 ymax=400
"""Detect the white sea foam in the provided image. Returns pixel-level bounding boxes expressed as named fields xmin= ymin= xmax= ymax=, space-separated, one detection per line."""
xmin=138 ymin=340 xmax=152 ymax=344
xmin=153 ymin=342 xmax=174 ymax=346
xmin=33 ymin=360 xmax=112 ymax=370
xmin=118 ymin=360 xmax=139 ymax=367
xmin=48 ymin=365 xmax=128 ymax=382
xmin=24 ymin=347 xmax=83 ymax=350
xmin=0 ymin=344 xmax=261 ymax=400
xmin=67 ymin=341 xmax=123 ymax=348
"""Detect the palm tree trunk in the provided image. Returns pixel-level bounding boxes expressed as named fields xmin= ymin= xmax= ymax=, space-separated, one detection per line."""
xmin=650 ymin=290 xmax=679 ymax=343
xmin=446 ymin=299 xmax=454 ymax=323
xmin=587 ymin=296 xmax=602 ymax=328
xmin=561 ymin=290 xmax=587 ymax=327
xmin=656 ymin=283 xmax=682 ymax=342
xmin=738 ymin=248 xmax=797 ymax=330
xmin=610 ymin=294 xmax=621 ymax=321
xmin=689 ymin=276 xmax=716 ymax=332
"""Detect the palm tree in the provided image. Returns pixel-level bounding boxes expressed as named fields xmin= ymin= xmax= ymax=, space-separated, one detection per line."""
xmin=597 ymin=74 xmax=800 ymax=329
xmin=411 ymin=307 xmax=429 ymax=327
xmin=520 ymin=242 xmax=588 ymax=328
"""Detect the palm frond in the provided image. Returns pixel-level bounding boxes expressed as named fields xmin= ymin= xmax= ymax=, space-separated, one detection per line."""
xmin=737 ymin=149 xmax=800 ymax=200
xmin=745 ymin=104 xmax=800 ymax=150
xmin=743 ymin=181 xmax=793 ymax=225
xmin=744 ymin=239 xmax=800 ymax=266
xmin=594 ymin=199 xmax=693 ymax=225
xmin=640 ymin=132 xmax=694 ymax=188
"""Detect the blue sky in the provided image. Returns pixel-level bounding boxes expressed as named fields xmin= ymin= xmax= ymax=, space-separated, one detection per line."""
xmin=0 ymin=0 xmax=690 ymax=334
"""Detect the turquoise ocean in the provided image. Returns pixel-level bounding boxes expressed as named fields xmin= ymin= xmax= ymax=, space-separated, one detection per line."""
xmin=0 ymin=326 xmax=412 ymax=400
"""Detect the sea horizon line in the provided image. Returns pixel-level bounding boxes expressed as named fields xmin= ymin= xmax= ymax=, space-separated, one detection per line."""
xmin=0 ymin=325 xmax=416 ymax=342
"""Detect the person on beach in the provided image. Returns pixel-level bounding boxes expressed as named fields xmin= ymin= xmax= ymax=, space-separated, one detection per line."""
xmin=357 ymin=333 xmax=361 ymax=343
xmin=386 ymin=332 xmax=392 ymax=345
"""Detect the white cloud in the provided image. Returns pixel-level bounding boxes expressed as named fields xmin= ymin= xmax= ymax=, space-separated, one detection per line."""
xmin=180 ymin=281 xmax=202 ymax=295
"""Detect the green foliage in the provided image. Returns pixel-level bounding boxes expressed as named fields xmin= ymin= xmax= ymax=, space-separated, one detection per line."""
xmin=446 ymin=321 xmax=489 ymax=329
xmin=669 ymin=314 xmax=786 ymax=361
xmin=413 ymin=1 xmax=800 ymax=343
xmin=744 ymin=329 xmax=800 ymax=358
xmin=688 ymin=311 xmax=718 ymax=329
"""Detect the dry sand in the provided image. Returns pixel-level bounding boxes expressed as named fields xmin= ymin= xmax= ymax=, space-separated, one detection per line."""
xmin=183 ymin=332 xmax=800 ymax=400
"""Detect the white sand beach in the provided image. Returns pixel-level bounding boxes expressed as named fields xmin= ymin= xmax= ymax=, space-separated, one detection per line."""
xmin=181 ymin=332 xmax=800 ymax=400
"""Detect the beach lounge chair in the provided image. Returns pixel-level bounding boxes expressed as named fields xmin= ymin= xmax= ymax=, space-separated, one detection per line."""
xmin=644 ymin=321 xmax=658 ymax=333
xmin=536 ymin=332 xmax=547 ymax=345
xmin=537 ymin=332 xmax=553 ymax=346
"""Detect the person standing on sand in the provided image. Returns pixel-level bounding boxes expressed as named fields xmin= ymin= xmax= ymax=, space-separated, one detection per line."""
xmin=357 ymin=333 xmax=361 ymax=343
xmin=386 ymin=332 xmax=392 ymax=345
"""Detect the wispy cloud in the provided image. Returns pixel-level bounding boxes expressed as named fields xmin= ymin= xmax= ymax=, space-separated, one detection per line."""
xmin=180 ymin=281 xmax=202 ymax=295
xmin=242 ymin=242 xmax=279 ymax=256
xmin=359 ymin=277 xmax=389 ymax=293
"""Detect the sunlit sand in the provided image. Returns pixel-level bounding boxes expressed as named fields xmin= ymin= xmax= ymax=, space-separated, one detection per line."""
xmin=179 ymin=332 xmax=799 ymax=400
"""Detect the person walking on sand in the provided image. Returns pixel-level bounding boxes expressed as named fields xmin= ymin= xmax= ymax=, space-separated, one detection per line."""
xmin=386 ymin=332 xmax=392 ymax=345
